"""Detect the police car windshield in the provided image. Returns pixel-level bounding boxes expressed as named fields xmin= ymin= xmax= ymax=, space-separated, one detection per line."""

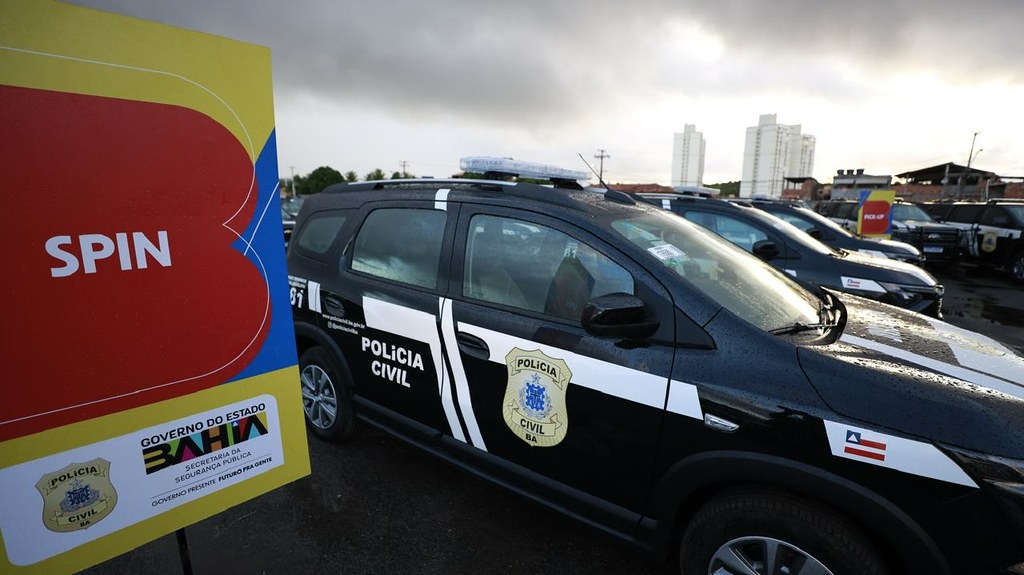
xmin=892 ymin=204 xmax=934 ymax=222
xmin=791 ymin=207 xmax=855 ymax=237
xmin=610 ymin=212 xmax=821 ymax=332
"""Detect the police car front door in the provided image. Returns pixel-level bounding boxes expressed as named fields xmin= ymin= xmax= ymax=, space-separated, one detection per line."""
xmin=443 ymin=209 xmax=677 ymax=521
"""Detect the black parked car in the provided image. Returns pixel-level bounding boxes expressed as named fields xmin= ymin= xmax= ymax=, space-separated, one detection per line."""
xmin=815 ymin=200 xmax=960 ymax=267
xmin=735 ymin=198 xmax=922 ymax=264
xmin=924 ymin=199 xmax=1024 ymax=281
xmin=287 ymin=170 xmax=1023 ymax=575
xmin=638 ymin=194 xmax=942 ymax=317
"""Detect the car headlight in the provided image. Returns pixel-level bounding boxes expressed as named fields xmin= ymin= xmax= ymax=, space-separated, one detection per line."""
xmin=946 ymin=447 xmax=1024 ymax=486
xmin=877 ymin=281 xmax=939 ymax=306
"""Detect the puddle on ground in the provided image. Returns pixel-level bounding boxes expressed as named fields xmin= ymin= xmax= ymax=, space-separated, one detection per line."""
xmin=943 ymin=295 xmax=1024 ymax=328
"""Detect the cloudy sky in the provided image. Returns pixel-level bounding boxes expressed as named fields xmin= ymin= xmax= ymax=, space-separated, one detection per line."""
xmin=68 ymin=0 xmax=1024 ymax=185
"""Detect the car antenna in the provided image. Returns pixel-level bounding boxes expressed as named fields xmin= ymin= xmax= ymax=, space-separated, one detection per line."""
xmin=579 ymin=153 xmax=611 ymax=191
xmin=578 ymin=153 xmax=635 ymax=205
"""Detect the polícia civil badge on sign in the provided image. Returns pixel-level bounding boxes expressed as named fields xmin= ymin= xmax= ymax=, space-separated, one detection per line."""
xmin=35 ymin=458 xmax=118 ymax=533
xmin=503 ymin=348 xmax=572 ymax=447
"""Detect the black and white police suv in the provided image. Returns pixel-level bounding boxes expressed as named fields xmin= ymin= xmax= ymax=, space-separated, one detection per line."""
xmin=924 ymin=199 xmax=1024 ymax=282
xmin=287 ymin=170 xmax=1024 ymax=575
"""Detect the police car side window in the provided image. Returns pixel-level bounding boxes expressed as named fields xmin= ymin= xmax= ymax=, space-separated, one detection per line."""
xmin=685 ymin=212 xmax=767 ymax=252
xmin=351 ymin=208 xmax=446 ymax=289
xmin=463 ymin=215 xmax=633 ymax=320
xmin=296 ymin=214 xmax=347 ymax=255
xmin=979 ymin=207 xmax=1010 ymax=227
xmin=947 ymin=205 xmax=983 ymax=223
xmin=776 ymin=213 xmax=814 ymax=231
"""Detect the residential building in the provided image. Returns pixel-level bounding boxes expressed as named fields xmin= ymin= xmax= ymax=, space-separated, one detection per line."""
xmin=671 ymin=124 xmax=705 ymax=187
xmin=740 ymin=114 xmax=815 ymax=198
xmin=829 ymin=169 xmax=892 ymax=200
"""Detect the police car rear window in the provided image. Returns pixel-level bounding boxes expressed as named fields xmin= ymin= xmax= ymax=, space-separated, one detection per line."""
xmin=295 ymin=213 xmax=347 ymax=255
xmin=351 ymin=208 xmax=446 ymax=290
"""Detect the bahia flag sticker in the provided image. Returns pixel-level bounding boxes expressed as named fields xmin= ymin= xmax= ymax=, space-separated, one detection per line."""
xmin=823 ymin=420 xmax=976 ymax=487
xmin=844 ymin=430 xmax=887 ymax=461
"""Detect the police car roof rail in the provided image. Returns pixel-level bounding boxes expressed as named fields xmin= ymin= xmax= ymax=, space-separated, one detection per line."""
xmin=325 ymin=178 xmax=593 ymax=210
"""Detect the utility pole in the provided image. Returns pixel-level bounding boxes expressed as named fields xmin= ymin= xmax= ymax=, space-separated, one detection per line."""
xmin=594 ymin=148 xmax=610 ymax=181
xmin=399 ymin=160 xmax=409 ymax=178
xmin=289 ymin=166 xmax=296 ymax=196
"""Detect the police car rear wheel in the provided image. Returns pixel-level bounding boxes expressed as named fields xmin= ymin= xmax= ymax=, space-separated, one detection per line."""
xmin=679 ymin=490 xmax=887 ymax=575
xmin=299 ymin=347 xmax=356 ymax=441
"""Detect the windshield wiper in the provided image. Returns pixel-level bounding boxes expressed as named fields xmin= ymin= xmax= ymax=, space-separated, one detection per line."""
xmin=770 ymin=289 xmax=842 ymax=336
xmin=769 ymin=322 xmax=834 ymax=335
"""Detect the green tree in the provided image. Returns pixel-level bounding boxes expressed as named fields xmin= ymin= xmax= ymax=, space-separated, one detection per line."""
xmin=390 ymin=171 xmax=403 ymax=179
xmin=708 ymin=181 xmax=740 ymax=197
xmin=297 ymin=166 xmax=345 ymax=195
xmin=343 ymin=170 xmax=359 ymax=182
xmin=365 ymin=168 xmax=386 ymax=181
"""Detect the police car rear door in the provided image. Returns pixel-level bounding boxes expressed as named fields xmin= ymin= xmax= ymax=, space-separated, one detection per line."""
xmin=327 ymin=197 xmax=461 ymax=438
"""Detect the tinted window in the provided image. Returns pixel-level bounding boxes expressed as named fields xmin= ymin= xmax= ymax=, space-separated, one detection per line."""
xmin=351 ymin=208 xmax=446 ymax=289
xmin=685 ymin=211 xmax=768 ymax=252
xmin=946 ymin=205 xmax=985 ymax=223
xmin=1004 ymin=205 xmax=1024 ymax=225
xmin=295 ymin=213 xmax=347 ymax=255
xmin=464 ymin=214 xmax=633 ymax=320
xmin=767 ymin=211 xmax=814 ymax=232
xmin=892 ymin=204 xmax=934 ymax=222
xmin=979 ymin=207 xmax=1012 ymax=227
xmin=834 ymin=203 xmax=858 ymax=220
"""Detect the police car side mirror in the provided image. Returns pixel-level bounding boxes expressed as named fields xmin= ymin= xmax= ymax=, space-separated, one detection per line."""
xmin=752 ymin=240 xmax=780 ymax=261
xmin=581 ymin=293 xmax=659 ymax=339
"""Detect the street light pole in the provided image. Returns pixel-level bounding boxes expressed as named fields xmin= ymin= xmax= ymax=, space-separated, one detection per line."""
xmin=960 ymin=132 xmax=979 ymax=198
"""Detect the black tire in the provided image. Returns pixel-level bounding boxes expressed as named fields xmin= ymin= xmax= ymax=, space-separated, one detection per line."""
xmin=1011 ymin=251 xmax=1024 ymax=283
xmin=298 ymin=346 xmax=357 ymax=441
xmin=679 ymin=489 xmax=888 ymax=575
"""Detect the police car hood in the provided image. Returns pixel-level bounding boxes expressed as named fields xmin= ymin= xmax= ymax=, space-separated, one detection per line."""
xmin=898 ymin=219 xmax=958 ymax=231
xmin=797 ymin=295 xmax=1024 ymax=457
xmin=865 ymin=237 xmax=918 ymax=254
xmin=837 ymin=250 xmax=936 ymax=286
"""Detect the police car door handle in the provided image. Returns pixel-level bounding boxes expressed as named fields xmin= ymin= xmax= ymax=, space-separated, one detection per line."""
xmin=322 ymin=293 xmax=346 ymax=317
xmin=456 ymin=332 xmax=490 ymax=360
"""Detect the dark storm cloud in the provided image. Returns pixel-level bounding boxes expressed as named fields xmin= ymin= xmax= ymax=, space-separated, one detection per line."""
xmin=69 ymin=0 xmax=1021 ymax=128
xmin=681 ymin=0 xmax=1023 ymax=78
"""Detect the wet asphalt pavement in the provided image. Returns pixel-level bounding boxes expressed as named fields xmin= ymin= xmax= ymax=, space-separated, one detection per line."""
xmin=80 ymin=265 xmax=1023 ymax=575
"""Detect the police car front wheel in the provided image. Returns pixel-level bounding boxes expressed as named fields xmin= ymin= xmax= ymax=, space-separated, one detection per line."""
xmin=1012 ymin=252 xmax=1024 ymax=282
xmin=679 ymin=490 xmax=888 ymax=575
xmin=299 ymin=347 xmax=357 ymax=441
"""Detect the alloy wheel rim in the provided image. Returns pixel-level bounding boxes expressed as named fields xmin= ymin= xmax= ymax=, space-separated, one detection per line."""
xmin=300 ymin=364 xmax=338 ymax=429
xmin=708 ymin=536 xmax=833 ymax=575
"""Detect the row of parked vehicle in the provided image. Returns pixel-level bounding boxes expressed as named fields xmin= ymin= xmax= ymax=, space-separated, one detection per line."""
xmin=636 ymin=194 xmax=945 ymax=317
xmin=284 ymin=165 xmax=1024 ymax=575
xmin=813 ymin=197 xmax=1024 ymax=281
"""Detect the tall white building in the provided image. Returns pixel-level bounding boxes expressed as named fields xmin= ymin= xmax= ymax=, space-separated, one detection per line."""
xmin=671 ymin=124 xmax=705 ymax=187
xmin=740 ymin=114 xmax=815 ymax=198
